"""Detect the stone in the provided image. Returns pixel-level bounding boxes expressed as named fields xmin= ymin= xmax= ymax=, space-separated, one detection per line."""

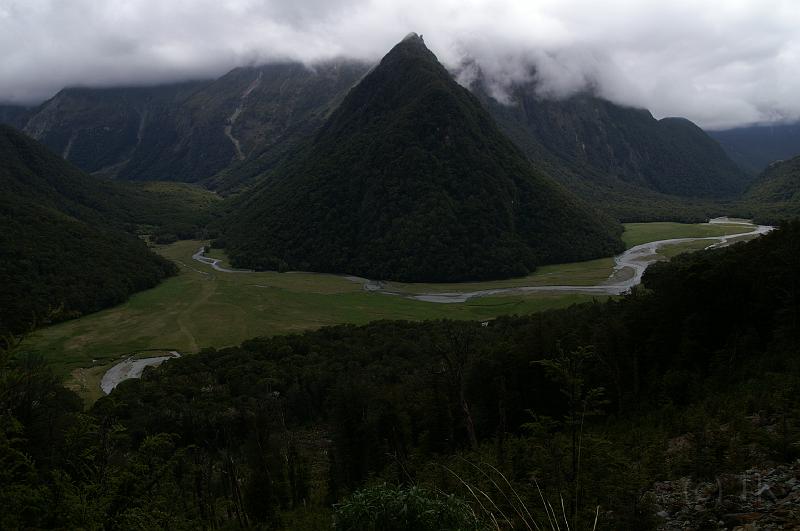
xmin=769 ymin=484 xmax=788 ymax=498
xmin=719 ymin=473 xmax=743 ymax=496
xmin=723 ymin=512 xmax=763 ymax=527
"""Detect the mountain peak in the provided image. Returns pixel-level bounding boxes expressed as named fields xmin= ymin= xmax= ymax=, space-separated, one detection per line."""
xmin=385 ymin=32 xmax=433 ymax=62
xmin=225 ymin=37 xmax=623 ymax=281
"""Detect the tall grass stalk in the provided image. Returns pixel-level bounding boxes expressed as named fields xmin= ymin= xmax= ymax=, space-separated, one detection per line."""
xmin=441 ymin=461 xmax=601 ymax=530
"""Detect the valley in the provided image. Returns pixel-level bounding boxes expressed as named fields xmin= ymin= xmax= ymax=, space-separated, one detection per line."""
xmin=2 ymin=16 xmax=800 ymax=530
xmin=30 ymin=239 xmax=603 ymax=400
xmin=26 ymin=219 xmax=759 ymax=403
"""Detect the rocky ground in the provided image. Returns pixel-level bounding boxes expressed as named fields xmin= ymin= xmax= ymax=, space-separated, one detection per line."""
xmin=653 ymin=461 xmax=800 ymax=530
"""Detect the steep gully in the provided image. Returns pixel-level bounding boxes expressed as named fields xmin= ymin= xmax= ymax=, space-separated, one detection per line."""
xmin=224 ymin=71 xmax=262 ymax=161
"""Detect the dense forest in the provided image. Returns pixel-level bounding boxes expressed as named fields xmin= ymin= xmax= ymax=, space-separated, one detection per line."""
xmin=0 ymin=125 xmax=217 ymax=335
xmin=736 ymin=155 xmax=800 ymax=224
xmin=3 ymin=221 xmax=798 ymax=529
xmin=224 ymin=35 xmax=623 ymax=282
xmin=0 ymin=199 xmax=176 ymax=335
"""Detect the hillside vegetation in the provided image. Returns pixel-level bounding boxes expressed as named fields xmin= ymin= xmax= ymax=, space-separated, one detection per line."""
xmin=0 ymin=126 xmax=219 ymax=334
xmin=739 ymin=155 xmax=800 ymax=223
xmin=4 ymin=219 xmax=799 ymax=529
xmin=224 ymin=35 xmax=623 ymax=282
xmin=1 ymin=57 xmax=752 ymax=224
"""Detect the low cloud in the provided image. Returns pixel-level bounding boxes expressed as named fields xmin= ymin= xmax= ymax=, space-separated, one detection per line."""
xmin=1 ymin=0 xmax=799 ymax=129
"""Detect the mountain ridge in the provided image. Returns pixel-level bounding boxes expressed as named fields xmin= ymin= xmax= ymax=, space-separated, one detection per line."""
xmin=709 ymin=121 xmax=800 ymax=175
xmin=0 ymin=47 xmax=750 ymax=221
xmin=472 ymin=80 xmax=749 ymax=205
xmin=4 ymin=62 xmax=370 ymax=187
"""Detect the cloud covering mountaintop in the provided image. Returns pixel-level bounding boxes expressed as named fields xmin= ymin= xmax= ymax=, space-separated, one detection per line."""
xmin=1 ymin=0 xmax=799 ymax=129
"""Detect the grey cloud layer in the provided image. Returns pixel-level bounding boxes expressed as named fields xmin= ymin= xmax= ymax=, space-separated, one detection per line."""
xmin=1 ymin=0 xmax=798 ymax=129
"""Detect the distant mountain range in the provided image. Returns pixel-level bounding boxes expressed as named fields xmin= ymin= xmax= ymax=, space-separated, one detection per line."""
xmin=3 ymin=34 xmax=786 ymax=287
xmin=708 ymin=122 xmax=800 ymax=175
xmin=2 ymin=63 xmax=367 ymax=190
xmin=1 ymin=47 xmax=751 ymax=220
xmin=474 ymin=84 xmax=748 ymax=220
xmin=476 ymin=83 xmax=748 ymax=198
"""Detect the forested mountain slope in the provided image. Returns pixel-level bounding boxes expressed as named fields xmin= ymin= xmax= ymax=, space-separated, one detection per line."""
xmin=223 ymin=35 xmax=623 ymax=281
xmin=709 ymin=122 xmax=800 ymax=175
xmin=476 ymin=84 xmax=749 ymax=217
xmin=740 ymin=155 xmax=800 ymax=222
xmin=8 ymin=62 xmax=368 ymax=188
xmin=0 ymin=125 xmax=178 ymax=335
xmin=192 ymin=61 xmax=369 ymax=191
xmin=3 ymin=56 xmax=748 ymax=219
xmin=20 ymin=82 xmax=206 ymax=177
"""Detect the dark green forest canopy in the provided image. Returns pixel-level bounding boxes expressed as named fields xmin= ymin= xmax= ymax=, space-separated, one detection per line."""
xmin=2 ymin=220 xmax=798 ymax=528
xmin=4 ymin=61 xmax=750 ymax=223
xmin=117 ymin=223 xmax=800 ymax=441
xmin=0 ymin=125 xmax=183 ymax=335
xmin=737 ymin=155 xmax=800 ymax=223
xmin=0 ymin=221 xmax=783 ymax=528
xmin=224 ymin=36 xmax=623 ymax=282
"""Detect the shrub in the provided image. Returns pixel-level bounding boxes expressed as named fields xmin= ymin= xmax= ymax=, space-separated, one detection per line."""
xmin=334 ymin=484 xmax=484 ymax=531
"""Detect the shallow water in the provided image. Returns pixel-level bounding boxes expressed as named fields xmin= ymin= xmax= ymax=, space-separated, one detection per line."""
xmin=101 ymin=351 xmax=181 ymax=394
xmin=191 ymin=219 xmax=773 ymax=304
xmin=401 ymin=220 xmax=774 ymax=303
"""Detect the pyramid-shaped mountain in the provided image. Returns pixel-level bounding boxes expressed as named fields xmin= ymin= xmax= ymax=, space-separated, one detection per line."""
xmin=224 ymin=34 xmax=624 ymax=282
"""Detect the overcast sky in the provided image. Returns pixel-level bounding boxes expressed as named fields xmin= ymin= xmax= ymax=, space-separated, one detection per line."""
xmin=1 ymin=0 xmax=798 ymax=129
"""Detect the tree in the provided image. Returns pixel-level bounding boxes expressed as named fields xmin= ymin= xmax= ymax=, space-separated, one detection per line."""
xmin=435 ymin=323 xmax=480 ymax=450
xmin=532 ymin=345 xmax=608 ymax=525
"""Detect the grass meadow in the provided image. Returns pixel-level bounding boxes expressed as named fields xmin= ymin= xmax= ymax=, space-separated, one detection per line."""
xmin=23 ymin=221 xmax=756 ymax=402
